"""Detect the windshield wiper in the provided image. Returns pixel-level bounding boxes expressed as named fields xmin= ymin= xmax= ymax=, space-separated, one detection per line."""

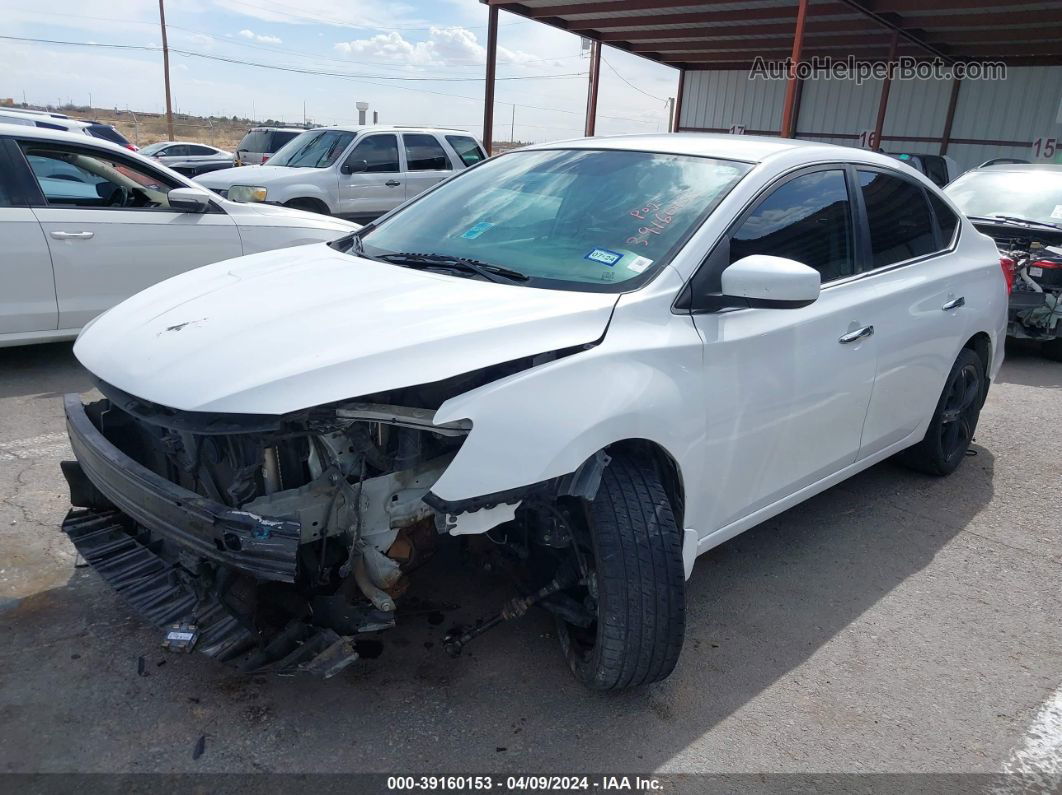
xmin=969 ymin=214 xmax=1062 ymax=230
xmin=376 ymin=252 xmax=529 ymax=283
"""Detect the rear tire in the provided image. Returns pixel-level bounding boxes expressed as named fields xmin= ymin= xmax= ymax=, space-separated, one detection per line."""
xmin=897 ymin=348 xmax=985 ymax=476
xmin=557 ymin=452 xmax=686 ymax=690
xmin=1042 ymin=339 xmax=1062 ymax=362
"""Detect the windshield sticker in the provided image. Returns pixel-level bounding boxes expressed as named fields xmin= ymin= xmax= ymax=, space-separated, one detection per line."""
xmin=460 ymin=221 xmax=494 ymax=239
xmin=627 ymin=255 xmax=653 ymax=274
xmin=585 ymin=248 xmax=623 ymax=267
xmin=1052 ymin=205 xmax=1062 ymax=220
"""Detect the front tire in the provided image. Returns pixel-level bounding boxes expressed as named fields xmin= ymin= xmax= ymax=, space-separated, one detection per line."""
xmin=557 ymin=453 xmax=686 ymax=690
xmin=898 ymin=348 xmax=985 ymax=476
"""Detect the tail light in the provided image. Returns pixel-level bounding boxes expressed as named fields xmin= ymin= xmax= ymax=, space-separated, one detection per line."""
xmin=999 ymin=256 xmax=1015 ymax=294
xmin=1030 ymin=258 xmax=1062 ymax=270
xmin=261 ymin=154 xmax=269 ymax=164
xmin=125 ymin=143 xmax=138 ymax=152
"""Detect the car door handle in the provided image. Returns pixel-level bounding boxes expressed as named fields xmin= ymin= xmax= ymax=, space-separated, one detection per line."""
xmin=942 ymin=296 xmax=965 ymax=311
xmin=838 ymin=325 xmax=874 ymax=344
xmin=50 ymin=231 xmax=94 ymax=240
xmin=385 ymin=180 xmax=401 ymax=187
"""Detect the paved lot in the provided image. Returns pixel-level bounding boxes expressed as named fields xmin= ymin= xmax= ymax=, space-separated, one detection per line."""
xmin=0 ymin=340 xmax=1060 ymax=781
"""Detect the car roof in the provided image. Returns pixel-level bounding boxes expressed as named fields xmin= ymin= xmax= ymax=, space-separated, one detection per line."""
xmin=0 ymin=121 xmax=144 ymax=153
xmin=312 ymin=125 xmax=472 ymax=135
xmin=518 ymin=132 xmax=906 ymax=167
xmin=149 ymin=140 xmax=220 ymax=147
xmin=247 ymin=126 xmax=307 ymax=132
xmin=974 ymin=163 xmax=1062 ymax=173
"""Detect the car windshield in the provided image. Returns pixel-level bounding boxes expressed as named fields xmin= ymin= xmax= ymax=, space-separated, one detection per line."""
xmin=139 ymin=142 xmax=168 ymax=156
xmin=267 ymin=130 xmax=355 ymax=168
xmin=358 ymin=148 xmax=751 ymax=291
xmin=945 ymin=169 xmax=1062 ymax=226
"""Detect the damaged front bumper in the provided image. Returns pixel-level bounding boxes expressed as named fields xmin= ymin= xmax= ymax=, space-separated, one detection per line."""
xmin=64 ymin=395 xmax=301 ymax=582
xmin=61 ymin=395 xmax=374 ymax=675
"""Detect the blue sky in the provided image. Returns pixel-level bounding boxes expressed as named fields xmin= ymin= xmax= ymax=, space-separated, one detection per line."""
xmin=2 ymin=0 xmax=679 ymax=143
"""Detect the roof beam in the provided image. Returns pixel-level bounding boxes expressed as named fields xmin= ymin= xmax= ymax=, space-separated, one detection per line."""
xmin=903 ymin=10 xmax=1062 ymax=28
xmin=607 ymin=27 xmax=891 ymax=44
xmin=629 ymin=34 xmax=900 ymax=53
xmin=863 ymin=0 xmax=1041 ymax=12
xmin=587 ymin=19 xmax=880 ymax=38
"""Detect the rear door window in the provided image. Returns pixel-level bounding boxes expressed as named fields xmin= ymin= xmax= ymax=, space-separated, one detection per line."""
xmin=187 ymin=145 xmax=215 ymax=156
xmin=403 ymin=134 xmax=452 ymax=171
xmin=858 ymin=171 xmax=937 ymax=268
xmin=445 ymin=135 xmax=486 ymax=167
xmin=86 ymin=124 xmax=130 ymax=147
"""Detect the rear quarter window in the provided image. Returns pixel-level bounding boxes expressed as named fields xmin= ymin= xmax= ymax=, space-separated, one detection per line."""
xmin=445 ymin=135 xmax=486 ymax=167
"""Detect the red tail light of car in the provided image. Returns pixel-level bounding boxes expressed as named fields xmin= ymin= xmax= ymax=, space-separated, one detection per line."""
xmin=261 ymin=155 xmax=269 ymax=164
xmin=1000 ymin=256 xmax=1016 ymax=294
xmin=126 ymin=143 xmax=139 ymax=152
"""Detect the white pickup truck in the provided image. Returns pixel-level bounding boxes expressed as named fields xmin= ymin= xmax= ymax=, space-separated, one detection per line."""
xmin=195 ymin=125 xmax=487 ymax=222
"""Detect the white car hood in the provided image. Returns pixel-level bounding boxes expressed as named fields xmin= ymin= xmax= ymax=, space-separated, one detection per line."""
xmin=74 ymin=245 xmax=618 ymax=415
xmin=195 ymin=165 xmax=316 ymax=188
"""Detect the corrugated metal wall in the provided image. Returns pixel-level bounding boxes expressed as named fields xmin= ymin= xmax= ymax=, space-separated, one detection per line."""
xmin=679 ymin=66 xmax=1062 ymax=171
xmin=680 ymin=70 xmax=786 ymax=134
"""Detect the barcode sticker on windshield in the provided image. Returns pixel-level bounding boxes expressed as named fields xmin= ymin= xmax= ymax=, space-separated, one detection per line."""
xmin=627 ymin=256 xmax=653 ymax=274
xmin=585 ymin=248 xmax=623 ymax=266
xmin=1051 ymin=205 xmax=1062 ymax=220
xmin=461 ymin=221 xmax=494 ymax=239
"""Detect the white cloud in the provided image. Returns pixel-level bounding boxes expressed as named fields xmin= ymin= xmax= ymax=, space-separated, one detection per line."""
xmin=238 ymin=29 xmax=282 ymax=44
xmin=214 ymin=0 xmax=422 ymax=31
xmin=334 ymin=26 xmax=531 ymax=67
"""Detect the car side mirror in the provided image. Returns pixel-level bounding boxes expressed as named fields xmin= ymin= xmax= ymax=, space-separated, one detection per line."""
xmin=168 ymin=187 xmax=212 ymax=213
xmin=341 ymin=159 xmax=368 ymax=175
xmin=720 ymin=255 xmax=820 ymax=309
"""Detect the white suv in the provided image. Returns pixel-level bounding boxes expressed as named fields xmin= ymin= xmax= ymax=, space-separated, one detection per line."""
xmin=195 ymin=125 xmax=486 ymax=222
xmin=0 ymin=124 xmax=357 ymax=347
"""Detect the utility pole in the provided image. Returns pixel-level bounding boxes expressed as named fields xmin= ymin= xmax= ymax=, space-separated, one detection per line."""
xmin=158 ymin=0 xmax=175 ymax=141
xmin=510 ymin=104 xmax=515 ymax=143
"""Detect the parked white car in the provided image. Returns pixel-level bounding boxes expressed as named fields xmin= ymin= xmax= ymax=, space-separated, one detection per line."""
xmin=195 ymin=125 xmax=487 ymax=221
xmin=0 ymin=107 xmax=137 ymax=149
xmin=61 ymin=134 xmax=1006 ymax=688
xmin=0 ymin=124 xmax=357 ymax=347
xmin=139 ymin=140 xmax=233 ymax=167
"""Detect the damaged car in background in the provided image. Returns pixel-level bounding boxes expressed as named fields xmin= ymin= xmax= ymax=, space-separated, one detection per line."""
xmin=62 ymin=135 xmax=1006 ymax=689
xmin=945 ymin=163 xmax=1062 ymax=360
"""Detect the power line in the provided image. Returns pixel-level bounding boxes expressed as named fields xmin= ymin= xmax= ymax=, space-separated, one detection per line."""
xmin=601 ymin=55 xmax=668 ymax=102
xmin=0 ymin=34 xmax=660 ymax=127
xmin=0 ymin=35 xmax=586 ymax=82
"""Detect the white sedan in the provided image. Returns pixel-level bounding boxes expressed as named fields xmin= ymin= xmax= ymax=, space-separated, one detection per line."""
xmin=0 ymin=124 xmax=357 ymax=347
xmin=61 ymin=134 xmax=1006 ymax=688
xmin=139 ymin=140 xmax=233 ymax=167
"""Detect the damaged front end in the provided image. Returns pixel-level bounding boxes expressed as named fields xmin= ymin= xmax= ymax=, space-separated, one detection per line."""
xmin=61 ymin=377 xmax=481 ymax=678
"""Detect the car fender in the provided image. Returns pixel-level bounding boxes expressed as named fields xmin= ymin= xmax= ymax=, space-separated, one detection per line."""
xmin=431 ymin=268 xmax=708 ymax=528
xmin=267 ymin=182 xmax=337 ymax=213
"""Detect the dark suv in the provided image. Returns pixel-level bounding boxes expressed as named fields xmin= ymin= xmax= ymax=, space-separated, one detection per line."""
xmin=234 ymin=127 xmax=304 ymax=166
